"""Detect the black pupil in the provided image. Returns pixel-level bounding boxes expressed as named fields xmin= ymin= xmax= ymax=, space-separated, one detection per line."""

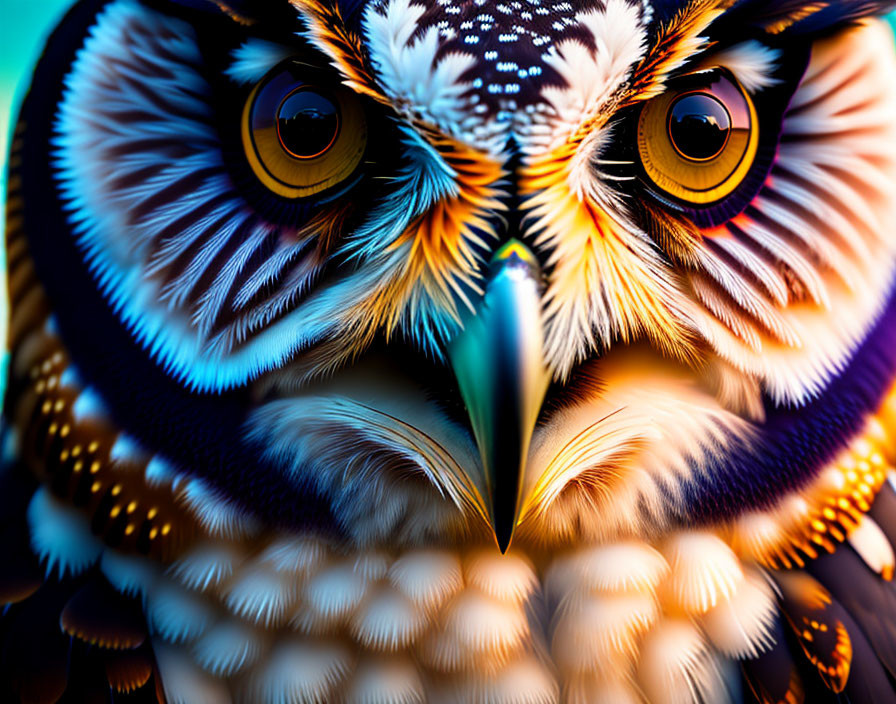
xmin=668 ymin=93 xmax=731 ymax=161
xmin=277 ymin=89 xmax=339 ymax=159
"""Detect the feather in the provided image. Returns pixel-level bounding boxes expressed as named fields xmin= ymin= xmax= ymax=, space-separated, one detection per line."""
xmin=60 ymin=575 xmax=147 ymax=649
xmin=223 ymin=567 xmax=296 ymax=627
xmin=552 ymin=591 xmax=658 ymax=673
xmin=773 ymin=571 xmax=853 ymax=693
xmin=154 ymin=641 xmax=233 ymax=704
xmin=295 ymin=562 xmax=370 ymax=631
xmin=699 ymin=41 xmax=782 ymax=93
xmin=100 ymin=549 xmax=159 ymax=599
xmin=146 ymin=581 xmax=214 ymax=644
xmin=242 ymin=638 xmax=350 ymax=704
xmin=144 ymin=456 xmax=179 ymax=488
xmin=179 ymin=478 xmax=260 ymax=539
xmin=564 ymin=673 xmax=643 ymax=704
xmin=848 ymin=515 xmax=895 ymax=580
xmin=662 ymin=532 xmax=744 ymax=615
xmin=353 ymin=552 xmax=391 ymax=582
xmin=387 ymin=549 xmax=463 ymax=611
xmin=442 ymin=588 xmax=529 ymax=657
xmin=258 ymin=537 xmax=327 ymax=577
xmin=450 ymin=655 xmax=559 ymax=704
xmin=351 ymin=587 xmax=427 ymax=650
xmin=546 ymin=541 xmax=668 ymax=597
xmin=345 ymin=655 xmax=425 ymax=704
xmin=464 ymin=551 xmax=537 ymax=604
xmin=225 ymin=38 xmax=294 ymax=85
xmin=71 ymin=386 xmax=106 ymax=422
xmin=778 ymin=566 xmax=896 ymax=702
xmin=192 ymin=620 xmax=265 ymax=677
xmin=168 ymin=542 xmax=241 ymax=592
xmin=739 ymin=616 xmax=805 ymax=704
xmin=103 ymin=647 xmax=154 ymax=694
xmin=27 ymin=487 xmax=102 ymax=579
xmin=700 ymin=568 xmax=777 ymax=659
xmin=868 ymin=480 xmax=896 ymax=549
xmin=635 ymin=618 xmax=728 ymax=704
xmin=807 ymin=546 xmax=896 ymax=679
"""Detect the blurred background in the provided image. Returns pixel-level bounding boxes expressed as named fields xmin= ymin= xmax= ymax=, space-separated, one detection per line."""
xmin=1 ymin=2 xmax=896 ymax=366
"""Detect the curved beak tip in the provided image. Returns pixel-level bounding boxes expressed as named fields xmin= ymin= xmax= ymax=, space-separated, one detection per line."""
xmin=448 ymin=240 xmax=548 ymax=555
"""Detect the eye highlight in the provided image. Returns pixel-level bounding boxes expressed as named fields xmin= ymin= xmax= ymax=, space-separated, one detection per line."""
xmin=242 ymin=61 xmax=367 ymax=199
xmin=637 ymin=71 xmax=758 ymax=205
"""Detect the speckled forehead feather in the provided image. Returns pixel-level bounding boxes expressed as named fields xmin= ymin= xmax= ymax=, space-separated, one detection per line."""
xmin=389 ymin=0 xmax=652 ymax=112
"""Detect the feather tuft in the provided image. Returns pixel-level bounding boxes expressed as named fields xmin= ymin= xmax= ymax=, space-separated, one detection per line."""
xmin=464 ymin=550 xmax=537 ymax=604
xmin=243 ymin=638 xmax=350 ymax=704
xmin=662 ymin=532 xmax=744 ymax=614
xmin=351 ymin=588 xmax=427 ymax=650
xmin=345 ymin=655 xmax=425 ymax=704
xmin=27 ymin=487 xmax=102 ymax=579
xmin=700 ymin=568 xmax=777 ymax=658
xmin=388 ymin=549 xmax=463 ymax=610
xmin=635 ymin=618 xmax=727 ymax=704
xmin=192 ymin=620 xmax=265 ymax=677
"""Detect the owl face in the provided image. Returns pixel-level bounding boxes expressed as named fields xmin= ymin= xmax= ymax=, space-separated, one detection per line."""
xmin=21 ymin=0 xmax=896 ymax=555
xmin=9 ymin=1 xmax=896 ymax=702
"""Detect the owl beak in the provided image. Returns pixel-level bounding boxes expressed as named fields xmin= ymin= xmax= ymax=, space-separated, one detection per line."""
xmin=448 ymin=240 xmax=550 ymax=553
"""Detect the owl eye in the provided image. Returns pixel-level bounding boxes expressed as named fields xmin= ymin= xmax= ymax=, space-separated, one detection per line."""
xmin=637 ymin=71 xmax=758 ymax=205
xmin=242 ymin=61 xmax=367 ymax=199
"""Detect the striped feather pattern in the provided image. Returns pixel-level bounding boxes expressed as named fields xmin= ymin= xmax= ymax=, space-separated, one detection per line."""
xmin=52 ymin=0 xmax=334 ymax=390
xmin=689 ymin=19 xmax=896 ymax=404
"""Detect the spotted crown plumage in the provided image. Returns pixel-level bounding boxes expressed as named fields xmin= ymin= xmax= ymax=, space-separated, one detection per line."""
xmin=5 ymin=0 xmax=896 ymax=702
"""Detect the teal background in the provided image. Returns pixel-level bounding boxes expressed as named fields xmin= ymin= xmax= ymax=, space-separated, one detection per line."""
xmin=1 ymin=3 xmax=896 ymax=353
xmin=1 ymin=0 xmax=75 ymax=356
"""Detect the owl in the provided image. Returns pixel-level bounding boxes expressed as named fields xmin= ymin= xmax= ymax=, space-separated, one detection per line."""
xmin=4 ymin=0 xmax=896 ymax=702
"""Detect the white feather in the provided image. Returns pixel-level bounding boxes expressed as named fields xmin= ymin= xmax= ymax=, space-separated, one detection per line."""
xmin=353 ymin=552 xmax=391 ymax=582
xmin=546 ymin=542 xmax=668 ymax=598
xmin=699 ymin=40 xmax=781 ymax=93
xmin=258 ymin=536 xmax=328 ymax=577
xmin=351 ymin=588 xmax=427 ymax=650
xmin=464 ymin=550 xmax=537 ymax=604
xmin=636 ymin=619 xmax=728 ymax=704
xmin=387 ymin=549 xmax=463 ymax=610
xmin=363 ymin=0 xmax=476 ymax=135
xmin=192 ymin=620 xmax=265 ymax=677
xmin=552 ymin=592 xmax=658 ymax=673
xmin=451 ymin=655 xmax=559 ymax=704
xmin=662 ymin=532 xmax=744 ymax=615
xmin=564 ymin=673 xmax=643 ymax=704
xmin=442 ymin=588 xmax=529 ymax=656
xmin=295 ymin=562 xmax=369 ymax=630
xmin=154 ymin=641 xmax=233 ymax=704
xmin=849 ymin=514 xmax=896 ymax=580
xmin=700 ymin=568 xmax=777 ymax=658
xmin=223 ymin=566 xmax=296 ymax=627
xmin=345 ymin=655 xmax=425 ymax=704
xmin=243 ymin=638 xmax=350 ymax=704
